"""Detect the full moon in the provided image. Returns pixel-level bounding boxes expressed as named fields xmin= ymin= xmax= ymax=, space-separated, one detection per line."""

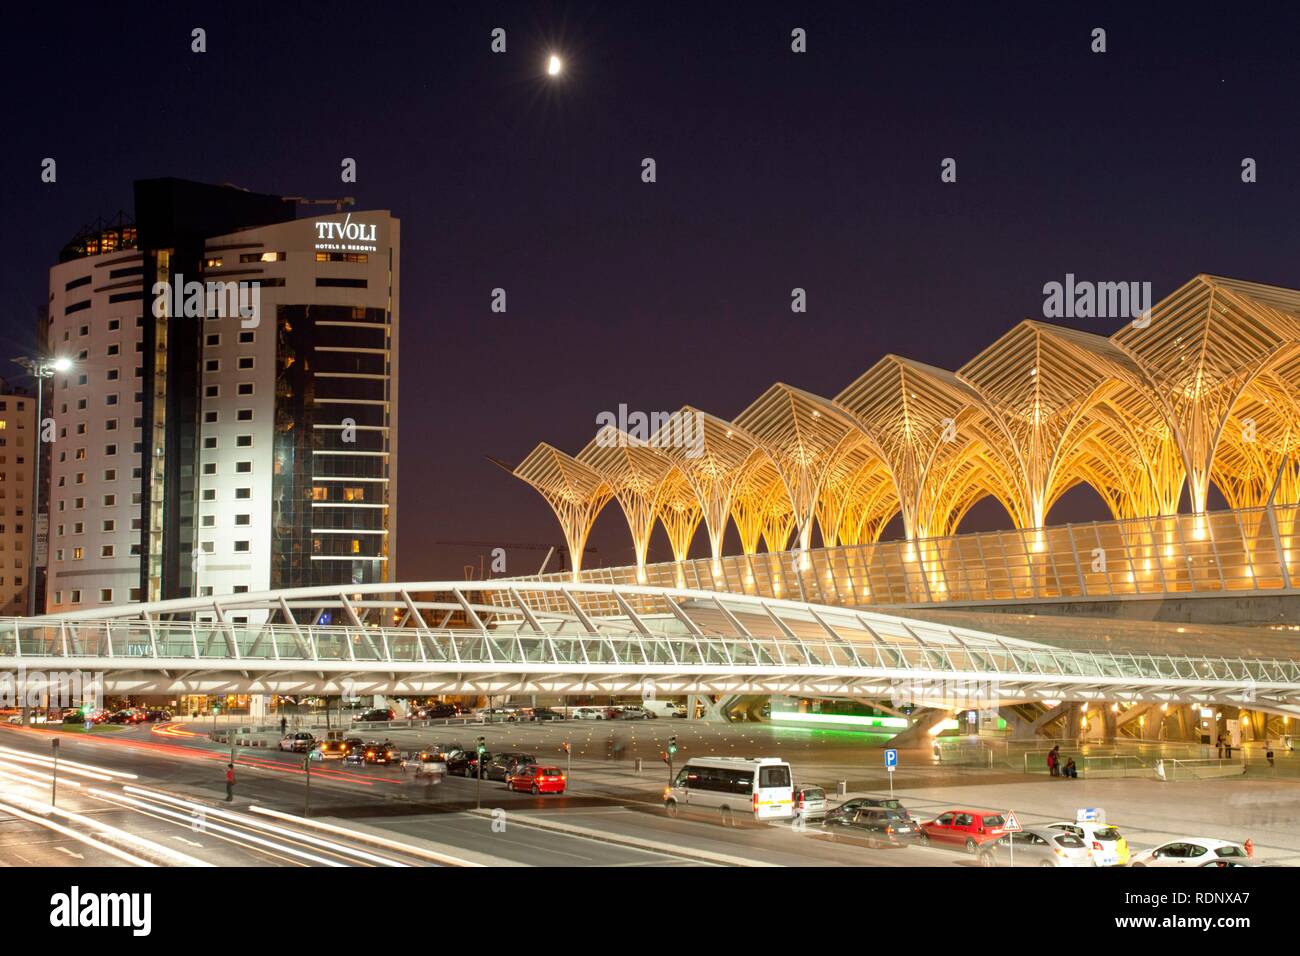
xmin=547 ymin=54 xmax=562 ymax=76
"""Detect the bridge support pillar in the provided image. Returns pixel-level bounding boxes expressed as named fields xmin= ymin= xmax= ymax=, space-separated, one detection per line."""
xmin=250 ymin=694 xmax=269 ymax=722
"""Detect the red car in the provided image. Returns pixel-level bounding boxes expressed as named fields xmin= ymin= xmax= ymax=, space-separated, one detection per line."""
xmin=919 ymin=810 xmax=1007 ymax=853
xmin=506 ymin=764 xmax=566 ymax=795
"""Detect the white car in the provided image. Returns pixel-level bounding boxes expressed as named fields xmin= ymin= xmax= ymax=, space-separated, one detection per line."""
xmin=278 ymin=732 xmax=315 ymax=753
xmin=571 ymin=707 xmax=609 ymax=720
xmin=1045 ymin=821 xmax=1131 ymax=867
xmin=1130 ymin=838 xmax=1250 ymax=867
xmin=401 ymin=751 xmax=447 ymax=780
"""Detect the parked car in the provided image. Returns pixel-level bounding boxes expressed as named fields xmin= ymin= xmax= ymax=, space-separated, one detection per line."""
xmin=823 ymin=807 xmax=920 ymax=847
xmin=61 ymin=711 xmax=86 ymax=725
xmin=413 ymin=703 xmax=459 ymax=719
xmin=919 ymin=810 xmax=1007 ymax=853
xmin=792 ymin=784 xmax=828 ymax=822
xmin=1130 ymin=838 xmax=1250 ymax=867
xmin=485 ymin=752 xmax=537 ymax=781
xmin=506 ymin=764 xmax=566 ymax=794
xmin=571 ymin=706 xmax=609 ymax=720
xmin=1045 ymin=821 xmax=1130 ymax=867
xmin=362 ymin=740 xmax=401 ymax=765
xmin=476 ymin=705 xmax=521 ymax=720
xmin=447 ymin=749 xmax=491 ymax=777
xmin=279 ymin=732 xmax=316 ymax=753
xmin=528 ymin=708 xmax=566 ymax=722
xmin=614 ymin=705 xmax=652 ymax=720
xmin=826 ymin=796 xmax=913 ymax=824
xmin=353 ymin=708 xmax=396 ymax=723
xmin=979 ymin=827 xmax=1094 ymax=867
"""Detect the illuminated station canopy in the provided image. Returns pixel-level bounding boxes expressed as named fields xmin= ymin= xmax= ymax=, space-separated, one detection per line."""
xmin=514 ymin=275 xmax=1300 ymax=576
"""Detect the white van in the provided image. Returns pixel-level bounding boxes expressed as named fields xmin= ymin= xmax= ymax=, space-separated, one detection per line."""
xmin=642 ymin=699 xmax=687 ymax=719
xmin=664 ymin=756 xmax=794 ymax=825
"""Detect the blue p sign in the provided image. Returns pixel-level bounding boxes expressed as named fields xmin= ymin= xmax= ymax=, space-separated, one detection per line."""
xmin=884 ymin=748 xmax=898 ymax=769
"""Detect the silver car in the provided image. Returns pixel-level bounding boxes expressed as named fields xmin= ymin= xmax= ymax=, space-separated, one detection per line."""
xmin=792 ymin=784 xmax=828 ymax=822
xmin=980 ymin=826 xmax=1095 ymax=867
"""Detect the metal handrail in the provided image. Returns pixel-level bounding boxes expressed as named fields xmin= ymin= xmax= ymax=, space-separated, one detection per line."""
xmin=510 ymin=503 xmax=1300 ymax=608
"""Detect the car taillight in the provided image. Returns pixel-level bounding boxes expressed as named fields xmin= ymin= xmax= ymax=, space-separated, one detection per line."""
xmin=886 ymin=826 xmax=895 ymax=834
xmin=1093 ymin=841 xmax=1103 ymax=851
xmin=753 ymin=793 xmax=760 ymax=811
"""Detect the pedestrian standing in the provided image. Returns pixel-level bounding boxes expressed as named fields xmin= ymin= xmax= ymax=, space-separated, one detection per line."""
xmin=225 ymin=763 xmax=235 ymax=802
xmin=1047 ymin=744 xmax=1060 ymax=777
xmin=1216 ymin=734 xmax=1224 ymax=758
xmin=280 ymin=716 xmax=287 ymax=737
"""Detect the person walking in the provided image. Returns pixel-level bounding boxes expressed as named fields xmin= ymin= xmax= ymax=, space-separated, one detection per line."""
xmin=280 ymin=715 xmax=287 ymax=737
xmin=225 ymin=764 xmax=235 ymax=802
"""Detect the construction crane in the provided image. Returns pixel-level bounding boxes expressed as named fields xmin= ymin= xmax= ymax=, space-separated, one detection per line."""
xmin=283 ymin=196 xmax=356 ymax=212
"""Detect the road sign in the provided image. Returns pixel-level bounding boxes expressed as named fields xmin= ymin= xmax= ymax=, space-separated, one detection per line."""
xmin=1003 ymin=810 xmax=1022 ymax=832
xmin=884 ymin=749 xmax=898 ymax=769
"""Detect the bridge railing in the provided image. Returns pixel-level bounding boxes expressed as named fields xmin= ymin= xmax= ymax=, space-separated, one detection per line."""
xmin=1 ymin=619 xmax=1298 ymax=693
xmin=505 ymin=503 xmax=1300 ymax=608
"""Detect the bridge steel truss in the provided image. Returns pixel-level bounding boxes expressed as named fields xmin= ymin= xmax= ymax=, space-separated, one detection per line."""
xmin=513 ymin=275 xmax=1300 ymax=578
xmin=1 ymin=582 xmax=1297 ymax=710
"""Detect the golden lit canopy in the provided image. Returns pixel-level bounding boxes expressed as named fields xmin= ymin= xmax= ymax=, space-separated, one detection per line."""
xmin=516 ymin=275 xmax=1300 ymax=575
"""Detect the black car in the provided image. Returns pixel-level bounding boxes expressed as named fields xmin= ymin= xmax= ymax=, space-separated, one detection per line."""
xmin=61 ymin=711 xmax=85 ymax=725
xmin=362 ymin=740 xmax=401 ymax=765
xmin=825 ymin=796 xmax=913 ymax=824
xmin=485 ymin=752 xmax=537 ymax=781
xmin=528 ymin=708 xmax=565 ymax=722
xmin=446 ymin=749 xmax=491 ymax=777
xmin=823 ymin=808 xmax=920 ymax=848
xmin=417 ymin=703 xmax=459 ymax=719
xmin=145 ymin=710 xmax=173 ymax=722
xmin=355 ymin=708 xmax=396 ymax=723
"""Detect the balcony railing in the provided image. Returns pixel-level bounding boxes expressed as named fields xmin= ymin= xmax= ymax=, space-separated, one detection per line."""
xmin=513 ymin=504 xmax=1300 ymax=608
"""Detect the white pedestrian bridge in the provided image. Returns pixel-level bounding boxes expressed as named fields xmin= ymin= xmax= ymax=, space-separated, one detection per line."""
xmin=1 ymin=581 xmax=1296 ymax=710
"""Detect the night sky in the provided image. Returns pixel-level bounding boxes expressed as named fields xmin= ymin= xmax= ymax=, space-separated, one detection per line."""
xmin=4 ymin=2 xmax=1299 ymax=580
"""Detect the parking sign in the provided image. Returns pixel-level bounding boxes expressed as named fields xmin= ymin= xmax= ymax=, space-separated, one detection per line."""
xmin=884 ymin=749 xmax=898 ymax=770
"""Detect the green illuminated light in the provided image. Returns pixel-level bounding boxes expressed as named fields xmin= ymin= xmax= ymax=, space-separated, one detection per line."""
xmin=770 ymin=710 xmax=909 ymax=730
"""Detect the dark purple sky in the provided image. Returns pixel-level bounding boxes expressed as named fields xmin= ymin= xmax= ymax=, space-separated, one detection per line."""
xmin=4 ymin=2 xmax=1298 ymax=579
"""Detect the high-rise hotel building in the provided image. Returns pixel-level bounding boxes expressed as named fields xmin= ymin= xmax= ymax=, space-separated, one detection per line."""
xmin=43 ymin=179 xmax=399 ymax=616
